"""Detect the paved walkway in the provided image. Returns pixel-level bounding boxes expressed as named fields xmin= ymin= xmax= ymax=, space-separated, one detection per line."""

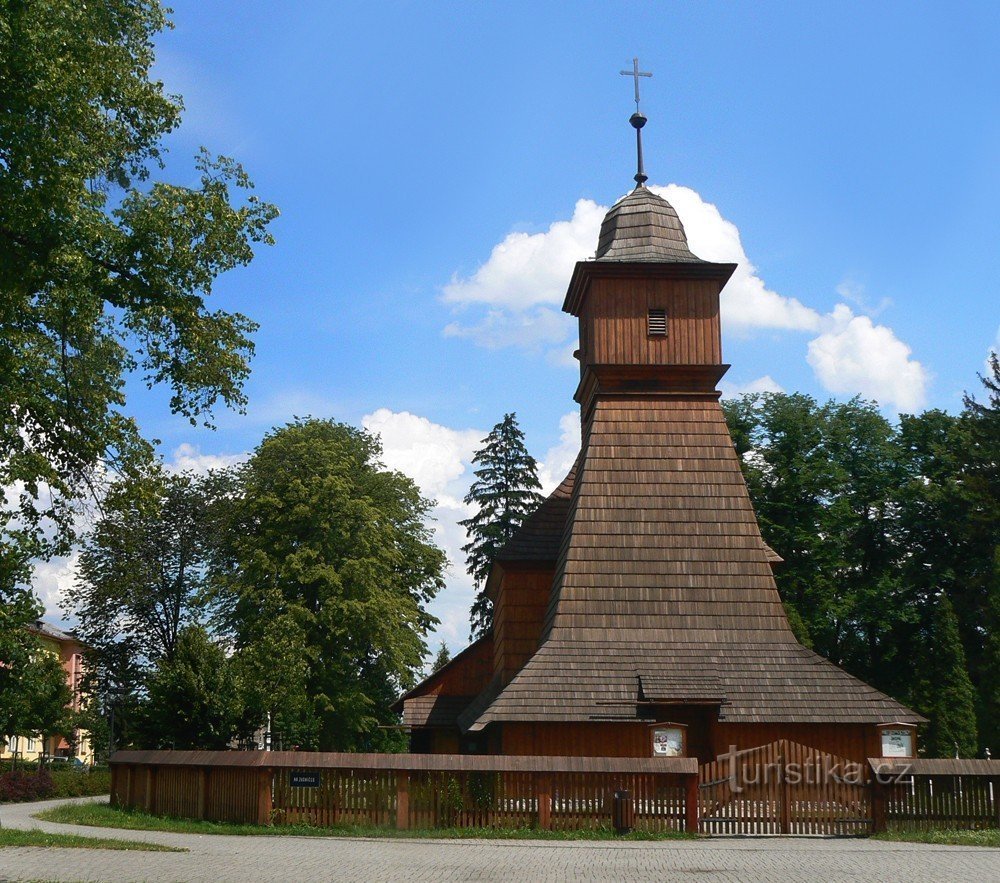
xmin=2 ymin=797 xmax=1000 ymax=882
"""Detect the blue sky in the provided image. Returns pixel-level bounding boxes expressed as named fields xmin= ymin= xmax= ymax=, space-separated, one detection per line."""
xmin=39 ymin=1 xmax=1000 ymax=654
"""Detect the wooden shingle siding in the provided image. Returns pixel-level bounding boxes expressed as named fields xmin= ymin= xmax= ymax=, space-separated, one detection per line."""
xmin=468 ymin=395 xmax=920 ymax=732
xmin=581 ymin=278 xmax=722 ymax=367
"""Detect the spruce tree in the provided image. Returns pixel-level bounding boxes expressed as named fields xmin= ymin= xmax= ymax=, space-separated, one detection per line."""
xmin=460 ymin=413 xmax=543 ymax=638
xmin=918 ymin=594 xmax=979 ymax=757
xmin=431 ymin=642 xmax=452 ymax=673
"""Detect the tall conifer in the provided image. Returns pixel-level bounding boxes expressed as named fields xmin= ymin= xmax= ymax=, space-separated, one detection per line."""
xmin=918 ymin=594 xmax=979 ymax=757
xmin=460 ymin=414 xmax=543 ymax=638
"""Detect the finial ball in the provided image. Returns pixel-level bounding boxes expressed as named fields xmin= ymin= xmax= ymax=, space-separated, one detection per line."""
xmin=629 ymin=112 xmax=647 ymax=130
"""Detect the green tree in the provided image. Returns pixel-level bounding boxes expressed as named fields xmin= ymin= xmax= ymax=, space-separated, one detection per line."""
xmin=961 ymin=353 xmax=1000 ymax=745
xmin=431 ymin=642 xmax=451 ymax=673
xmin=914 ymin=595 xmax=979 ymax=757
xmin=722 ymin=393 xmax=841 ymax=650
xmin=66 ymin=463 xmax=227 ymax=753
xmin=68 ymin=464 xmax=221 ymax=664
xmin=212 ymin=419 xmax=445 ymax=751
xmin=460 ymin=413 xmax=543 ymax=637
xmin=138 ymin=625 xmax=243 ymax=750
xmin=0 ymin=0 xmax=277 ymax=582
xmin=0 ymin=592 xmax=72 ymax=755
xmin=723 ymin=394 xmax=917 ymax=692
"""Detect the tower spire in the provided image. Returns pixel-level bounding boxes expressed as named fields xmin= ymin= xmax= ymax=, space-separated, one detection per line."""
xmin=619 ymin=57 xmax=652 ymax=187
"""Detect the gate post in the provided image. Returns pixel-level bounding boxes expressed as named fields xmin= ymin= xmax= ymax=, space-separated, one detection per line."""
xmin=684 ymin=773 xmax=699 ymax=833
xmin=395 ymin=771 xmax=410 ymax=830
xmin=871 ymin=778 xmax=887 ymax=834
xmin=536 ymin=774 xmax=552 ymax=830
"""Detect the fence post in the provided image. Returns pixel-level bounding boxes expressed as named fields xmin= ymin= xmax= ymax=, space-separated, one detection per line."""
xmin=145 ymin=766 xmax=156 ymax=814
xmin=396 ymin=771 xmax=410 ymax=830
xmin=197 ymin=767 xmax=208 ymax=821
xmin=536 ymin=774 xmax=552 ymax=830
xmin=778 ymin=754 xmax=790 ymax=834
xmin=871 ymin=778 xmax=887 ymax=834
xmin=684 ymin=773 xmax=699 ymax=834
xmin=256 ymin=768 xmax=273 ymax=826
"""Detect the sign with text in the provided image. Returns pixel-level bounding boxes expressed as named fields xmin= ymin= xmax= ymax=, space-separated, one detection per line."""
xmin=880 ymin=729 xmax=914 ymax=758
xmin=289 ymin=770 xmax=321 ymax=788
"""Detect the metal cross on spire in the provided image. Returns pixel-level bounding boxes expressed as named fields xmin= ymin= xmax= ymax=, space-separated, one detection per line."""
xmin=620 ymin=57 xmax=652 ymax=113
xmin=619 ymin=57 xmax=652 ymax=187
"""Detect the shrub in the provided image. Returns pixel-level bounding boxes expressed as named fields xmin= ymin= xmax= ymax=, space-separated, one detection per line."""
xmin=0 ymin=769 xmax=54 ymax=802
xmin=49 ymin=769 xmax=112 ymax=798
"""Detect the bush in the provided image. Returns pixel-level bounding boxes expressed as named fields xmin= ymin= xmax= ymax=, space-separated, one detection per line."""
xmin=0 ymin=769 xmax=54 ymax=802
xmin=0 ymin=767 xmax=110 ymax=802
xmin=49 ymin=769 xmax=111 ymax=798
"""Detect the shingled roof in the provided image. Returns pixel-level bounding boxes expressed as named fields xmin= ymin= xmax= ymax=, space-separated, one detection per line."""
xmin=466 ymin=397 xmax=922 ymax=730
xmin=497 ymin=461 xmax=577 ymax=563
xmin=595 ymin=186 xmax=704 ymax=263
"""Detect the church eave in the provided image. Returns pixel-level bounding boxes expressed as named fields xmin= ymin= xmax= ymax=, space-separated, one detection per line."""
xmin=563 ymin=260 xmax=737 ymax=316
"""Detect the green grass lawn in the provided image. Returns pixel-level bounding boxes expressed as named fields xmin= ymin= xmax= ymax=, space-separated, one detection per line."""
xmin=0 ymin=827 xmax=184 ymax=852
xmin=36 ymin=802 xmax=696 ymax=841
xmin=873 ymin=828 xmax=1000 ymax=847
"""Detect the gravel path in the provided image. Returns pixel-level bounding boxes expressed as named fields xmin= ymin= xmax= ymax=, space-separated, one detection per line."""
xmin=2 ymin=796 xmax=999 ymax=882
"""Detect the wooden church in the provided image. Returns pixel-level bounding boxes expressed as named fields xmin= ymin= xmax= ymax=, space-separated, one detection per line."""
xmin=396 ymin=96 xmax=923 ymax=766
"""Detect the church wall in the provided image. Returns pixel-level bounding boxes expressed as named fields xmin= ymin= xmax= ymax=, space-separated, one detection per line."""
xmin=580 ymin=277 xmax=722 ymax=369
xmin=497 ymin=719 xmax=884 ymax=765
xmin=492 ymin=566 xmax=554 ymax=685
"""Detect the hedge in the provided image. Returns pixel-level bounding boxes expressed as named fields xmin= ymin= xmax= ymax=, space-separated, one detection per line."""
xmin=0 ymin=768 xmax=111 ymax=803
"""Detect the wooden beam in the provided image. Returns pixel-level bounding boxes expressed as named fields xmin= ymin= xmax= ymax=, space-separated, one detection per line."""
xmin=684 ymin=773 xmax=699 ymax=834
xmin=256 ymin=769 xmax=273 ymax=826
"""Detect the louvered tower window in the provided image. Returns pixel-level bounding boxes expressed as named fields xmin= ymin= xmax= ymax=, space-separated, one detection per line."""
xmin=647 ymin=308 xmax=667 ymax=336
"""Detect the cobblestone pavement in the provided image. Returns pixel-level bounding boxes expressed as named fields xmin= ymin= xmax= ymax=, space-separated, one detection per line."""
xmin=2 ymin=797 xmax=1000 ymax=882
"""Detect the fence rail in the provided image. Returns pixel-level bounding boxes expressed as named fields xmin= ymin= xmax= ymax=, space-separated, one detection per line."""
xmin=109 ymin=750 xmax=696 ymax=833
xmin=109 ymin=750 xmax=1000 ymax=836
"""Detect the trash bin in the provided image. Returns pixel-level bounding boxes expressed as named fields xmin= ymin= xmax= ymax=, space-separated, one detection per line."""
xmin=612 ymin=789 xmax=634 ymax=834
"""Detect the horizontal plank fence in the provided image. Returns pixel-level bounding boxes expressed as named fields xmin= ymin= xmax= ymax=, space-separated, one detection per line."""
xmin=109 ymin=750 xmax=696 ymax=834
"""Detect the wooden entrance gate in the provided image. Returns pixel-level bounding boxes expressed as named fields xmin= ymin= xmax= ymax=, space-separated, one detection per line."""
xmin=698 ymin=740 xmax=872 ymax=835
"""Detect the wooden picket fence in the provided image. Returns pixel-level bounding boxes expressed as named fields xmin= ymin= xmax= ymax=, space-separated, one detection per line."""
xmin=109 ymin=750 xmax=696 ymax=833
xmin=109 ymin=748 xmax=1000 ymax=837
xmin=699 ymin=740 xmax=871 ymax=835
xmin=871 ymin=759 xmax=1000 ymax=832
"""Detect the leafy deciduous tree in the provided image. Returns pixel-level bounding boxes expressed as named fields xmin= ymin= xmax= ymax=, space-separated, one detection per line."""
xmin=213 ymin=419 xmax=446 ymax=751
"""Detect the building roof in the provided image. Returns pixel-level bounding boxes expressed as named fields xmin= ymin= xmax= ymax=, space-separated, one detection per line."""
xmin=29 ymin=620 xmax=81 ymax=645
xmin=466 ymin=397 xmax=923 ymax=730
xmin=496 ymin=461 xmax=577 ymax=563
xmin=595 ymin=186 xmax=704 ymax=263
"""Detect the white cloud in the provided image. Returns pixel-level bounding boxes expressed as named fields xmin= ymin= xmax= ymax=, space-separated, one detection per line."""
xmin=720 ymin=375 xmax=786 ymax=398
xmin=443 ymin=307 xmax=572 ymax=352
xmin=441 ymin=183 xmax=929 ymax=410
xmin=537 ymin=412 xmax=580 ymax=494
xmin=362 ymin=409 xmax=483 ymax=501
xmin=442 ymin=186 xmax=821 ymax=357
xmin=32 ymin=551 xmax=80 ymax=620
xmin=807 ymin=304 xmax=929 ymax=412
xmin=442 ymin=199 xmax=606 ymax=311
xmin=167 ymin=443 xmax=247 ymax=475
xmin=650 ymin=185 xmax=821 ymax=334
xmin=834 ymin=279 xmax=891 ymax=317
xmin=362 ymin=408 xmax=485 ymax=652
